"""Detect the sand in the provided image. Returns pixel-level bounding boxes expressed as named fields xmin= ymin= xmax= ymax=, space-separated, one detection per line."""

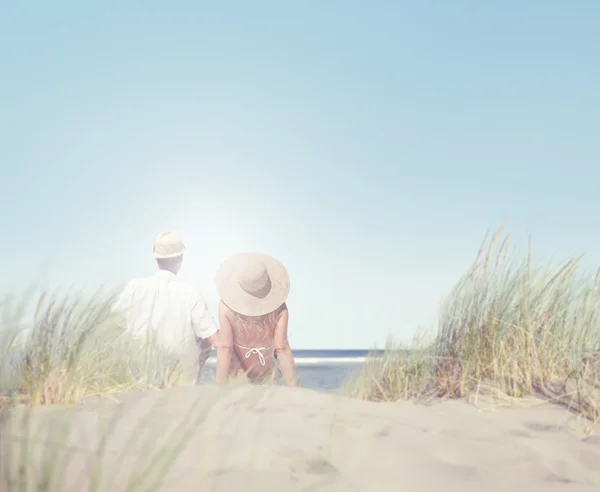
xmin=1 ymin=385 xmax=599 ymax=491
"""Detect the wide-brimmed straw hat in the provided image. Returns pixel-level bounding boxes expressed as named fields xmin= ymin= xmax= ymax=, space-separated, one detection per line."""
xmin=216 ymin=253 xmax=290 ymax=317
xmin=152 ymin=231 xmax=187 ymax=259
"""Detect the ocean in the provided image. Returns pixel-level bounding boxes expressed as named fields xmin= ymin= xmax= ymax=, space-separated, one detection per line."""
xmin=2 ymin=349 xmax=383 ymax=393
xmin=203 ymin=349 xmax=383 ymax=392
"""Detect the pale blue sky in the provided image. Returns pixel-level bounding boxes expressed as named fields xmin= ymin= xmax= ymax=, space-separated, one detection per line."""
xmin=1 ymin=1 xmax=599 ymax=348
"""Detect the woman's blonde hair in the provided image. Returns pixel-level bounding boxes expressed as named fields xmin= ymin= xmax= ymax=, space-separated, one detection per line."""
xmin=230 ymin=303 xmax=285 ymax=341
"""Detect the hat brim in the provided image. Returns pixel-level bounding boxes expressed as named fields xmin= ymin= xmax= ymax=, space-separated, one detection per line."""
xmin=152 ymin=246 xmax=187 ymax=259
xmin=216 ymin=253 xmax=290 ymax=317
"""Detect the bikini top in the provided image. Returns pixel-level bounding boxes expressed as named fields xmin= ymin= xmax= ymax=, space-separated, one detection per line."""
xmin=234 ymin=343 xmax=275 ymax=366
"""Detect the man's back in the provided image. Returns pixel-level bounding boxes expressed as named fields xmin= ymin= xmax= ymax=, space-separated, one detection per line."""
xmin=114 ymin=270 xmax=217 ymax=354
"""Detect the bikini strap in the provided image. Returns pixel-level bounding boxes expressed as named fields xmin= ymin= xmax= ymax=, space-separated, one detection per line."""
xmin=234 ymin=343 xmax=274 ymax=366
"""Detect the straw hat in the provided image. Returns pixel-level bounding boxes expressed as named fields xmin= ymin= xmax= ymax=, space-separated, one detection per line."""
xmin=216 ymin=253 xmax=290 ymax=317
xmin=152 ymin=231 xmax=187 ymax=259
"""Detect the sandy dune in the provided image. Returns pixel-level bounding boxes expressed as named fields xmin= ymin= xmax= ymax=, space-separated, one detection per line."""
xmin=1 ymin=385 xmax=599 ymax=491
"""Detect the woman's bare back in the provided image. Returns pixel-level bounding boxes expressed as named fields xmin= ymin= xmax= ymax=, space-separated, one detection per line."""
xmin=223 ymin=302 xmax=287 ymax=381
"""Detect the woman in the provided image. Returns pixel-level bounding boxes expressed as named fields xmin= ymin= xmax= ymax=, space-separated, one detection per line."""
xmin=214 ymin=253 xmax=298 ymax=387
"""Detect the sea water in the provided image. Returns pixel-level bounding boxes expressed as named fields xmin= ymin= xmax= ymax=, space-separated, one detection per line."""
xmin=202 ymin=349 xmax=383 ymax=392
xmin=1 ymin=348 xmax=382 ymax=393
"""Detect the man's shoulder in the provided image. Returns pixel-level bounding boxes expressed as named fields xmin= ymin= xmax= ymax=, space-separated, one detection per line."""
xmin=121 ymin=275 xmax=206 ymax=303
xmin=174 ymin=279 xmax=206 ymax=300
xmin=124 ymin=275 xmax=157 ymax=289
xmin=119 ymin=275 xmax=170 ymax=298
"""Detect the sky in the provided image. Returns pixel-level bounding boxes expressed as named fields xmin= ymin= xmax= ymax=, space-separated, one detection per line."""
xmin=1 ymin=1 xmax=599 ymax=349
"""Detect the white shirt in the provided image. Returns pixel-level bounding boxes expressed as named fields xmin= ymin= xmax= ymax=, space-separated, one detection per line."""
xmin=112 ymin=270 xmax=218 ymax=354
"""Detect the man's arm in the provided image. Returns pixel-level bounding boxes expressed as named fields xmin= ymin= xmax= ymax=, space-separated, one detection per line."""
xmin=196 ymin=336 xmax=213 ymax=378
xmin=192 ymin=295 xmax=247 ymax=383
xmin=191 ymin=295 xmax=221 ymax=378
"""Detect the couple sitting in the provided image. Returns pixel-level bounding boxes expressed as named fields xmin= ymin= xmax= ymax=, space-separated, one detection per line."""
xmin=113 ymin=231 xmax=298 ymax=387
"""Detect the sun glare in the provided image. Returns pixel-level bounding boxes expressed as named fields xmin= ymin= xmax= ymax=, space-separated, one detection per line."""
xmin=176 ymin=212 xmax=252 ymax=274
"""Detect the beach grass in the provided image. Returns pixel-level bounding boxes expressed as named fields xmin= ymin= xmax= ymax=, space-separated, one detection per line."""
xmin=0 ymin=288 xmax=200 ymax=410
xmin=0 ymin=288 xmax=257 ymax=491
xmin=347 ymin=224 xmax=600 ymax=422
xmin=2 ymin=224 xmax=600 ymax=490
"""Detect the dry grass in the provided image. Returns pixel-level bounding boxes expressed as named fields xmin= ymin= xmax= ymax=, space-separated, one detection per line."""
xmin=348 ymin=224 xmax=600 ymax=422
xmin=0 ymin=288 xmax=196 ymax=410
xmin=0 ymin=288 xmax=251 ymax=491
xmin=2 ymin=227 xmax=599 ymax=490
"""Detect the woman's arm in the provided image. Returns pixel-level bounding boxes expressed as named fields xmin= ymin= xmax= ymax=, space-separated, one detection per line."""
xmin=274 ymin=306 xmax=298 ymax=387
xmin=214 ymin=301 xmax=234 ymax=384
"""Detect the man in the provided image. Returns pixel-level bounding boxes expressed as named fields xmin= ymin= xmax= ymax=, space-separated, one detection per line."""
xmin=113 ymin=231 xmax=222 ymax=384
